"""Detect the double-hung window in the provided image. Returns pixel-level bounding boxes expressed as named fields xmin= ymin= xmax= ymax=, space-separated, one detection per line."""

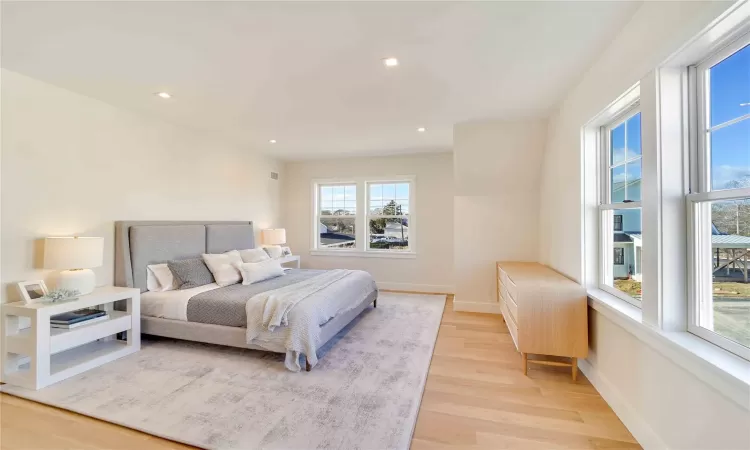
xmin=599 ymin=107 xmax=643 ymax=305
xmin=687 ymin=34 xmax=750 ymax=359
xmin=367 ymin=182 xmax=411 ymax=252
xmin=316 ymin=183 xmax=357 ymax=249
xmin=313 ymin=178 xmax=415 ymax=255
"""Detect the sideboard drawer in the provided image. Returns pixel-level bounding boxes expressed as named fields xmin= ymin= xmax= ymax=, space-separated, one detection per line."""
xmin=506 ymin=290 xmax=518 ymax=322
xmin=502 ymin=300 xmax=519 ymax=349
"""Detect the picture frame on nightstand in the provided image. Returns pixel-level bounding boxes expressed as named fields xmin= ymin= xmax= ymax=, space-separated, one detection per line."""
xmin=17 ymin=280 xmax=49 ymax=304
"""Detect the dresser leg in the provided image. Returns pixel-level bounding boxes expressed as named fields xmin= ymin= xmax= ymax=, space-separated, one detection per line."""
xmin=571 ymin=357 xmax=578 ymax=382
xmin=521 ymin=352 xmax=527 ymax=375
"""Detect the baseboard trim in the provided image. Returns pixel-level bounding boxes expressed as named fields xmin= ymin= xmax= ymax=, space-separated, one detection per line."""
xmin=452 ymin=299 xmax=502 ymax=314
xmin=578 ymin=358 xmax=666 ymax=450
xmin=376 ymin=282 xmax=453 ymax=294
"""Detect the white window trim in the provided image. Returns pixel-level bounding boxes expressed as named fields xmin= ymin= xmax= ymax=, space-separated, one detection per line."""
xmin=580 ymin=1 xmax=750 ymax=410
xmin=312 ymin=180 xmax=359 ymax=252
xmin=686 ymin=30 xmax=750 ymax=361
xmin=588 ymin=288 xmax=750 ymax=411
xmin=598 ymin=103 xmax=644 ymax=307
xmin=310 ymin=176 xmax=416 ymax=258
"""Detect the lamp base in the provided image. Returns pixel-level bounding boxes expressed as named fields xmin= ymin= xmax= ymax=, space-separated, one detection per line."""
xmin=57 ymin=269 xmax=96 ymax=295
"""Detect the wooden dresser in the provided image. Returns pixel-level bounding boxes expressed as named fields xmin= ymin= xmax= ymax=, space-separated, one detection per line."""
xmin=496 ymin=261 xmax=588 ymax=380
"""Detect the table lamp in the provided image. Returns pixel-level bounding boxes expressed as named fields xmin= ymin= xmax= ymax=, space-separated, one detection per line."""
xmin=44 ymin=236 xmax=104 ymax=295
xmin=262 ymin=228 xmax=286 ymax=245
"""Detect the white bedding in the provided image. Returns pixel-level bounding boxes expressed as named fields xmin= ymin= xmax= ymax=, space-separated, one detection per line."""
xmin=141 ymin=283 xmax=220 ymax=321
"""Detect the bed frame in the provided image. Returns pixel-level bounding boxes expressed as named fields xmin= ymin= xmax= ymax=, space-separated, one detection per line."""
xmin=114 ymin=220 xmax=377 ymax=371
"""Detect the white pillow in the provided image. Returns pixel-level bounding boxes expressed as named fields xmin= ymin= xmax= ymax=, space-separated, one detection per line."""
xmin=239 ymin=248 xmax=271 ymax=263
xmin=146 ymin=264 xmax=177 ymax=292
xmin=202 ymin=250 xmax=243 ymax=287
xmin=234 ymin=260 xmax=285 ymax=285
xmin=263 ymin=245 xmax=283 ymax=259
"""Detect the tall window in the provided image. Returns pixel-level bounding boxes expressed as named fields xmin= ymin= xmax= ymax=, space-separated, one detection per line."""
xmin=687 ymin=35 xmax=750 ymax=359
xmin=600 ymin=108 xmax=643 ymax=305
xmin=367 ymin=182 xmax=411 ymax=252
xmin=316 ymin=183 xmax=357 ymax=250
xmin=313 ymin=178 xmax=415 ymax=255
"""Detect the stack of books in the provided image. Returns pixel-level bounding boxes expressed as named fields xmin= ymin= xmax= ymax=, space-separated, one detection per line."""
xmin=50 ymin=309 xmax=109 ymax=329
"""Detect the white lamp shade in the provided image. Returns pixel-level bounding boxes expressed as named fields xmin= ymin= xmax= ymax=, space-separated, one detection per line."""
xmin=44 ymin=237 xmax=104 ymax=269
xmin=262 ymin=228 xmax=286 ymax=245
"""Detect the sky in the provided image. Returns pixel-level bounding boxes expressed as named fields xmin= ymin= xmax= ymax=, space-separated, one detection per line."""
xmin=709 ymin=43 xmax=750 ymax=190
xmin=610 ymin=43 xmax=749 ymax=194
xmin=320 ymin=182 xmax=410 ymax=214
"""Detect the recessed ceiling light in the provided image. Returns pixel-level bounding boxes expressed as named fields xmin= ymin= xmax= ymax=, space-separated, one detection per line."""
xmin=417 ymin=127 xmax=426 ymax=132
xmin=269 ymin=139 xmax=277 ymax=144
xmin=382 ymin=57 xmax=399 ymax=67
xmin=155 ymin=92 xmax=171 ymax=99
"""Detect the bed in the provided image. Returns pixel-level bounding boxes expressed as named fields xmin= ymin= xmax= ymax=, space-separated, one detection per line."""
xmin=114 ymin=221 xmax=378 ymax=372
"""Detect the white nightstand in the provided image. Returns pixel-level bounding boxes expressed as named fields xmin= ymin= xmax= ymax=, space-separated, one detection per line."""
xmin=277 ymin=254 xmax=301 ymax=268
xmin=1 ymin=286 xmax=140 ymax=390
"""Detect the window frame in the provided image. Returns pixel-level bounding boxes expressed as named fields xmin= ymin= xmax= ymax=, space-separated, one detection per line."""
xmin=365 ymin=180 xmax=414 ymax=254
xmin=598 ymin=103 xmax=643 ymax=307
xmin=311 ymin=176 xmax=416 ymax=258
xmin=686 ymin=32 xmax=750 ymax=361
xmin=313 ymin=181 xmax=359 ymax=252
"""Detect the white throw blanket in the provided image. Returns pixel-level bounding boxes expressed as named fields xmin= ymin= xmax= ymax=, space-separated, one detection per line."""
xmin=245 ymin=269 xmax=374 ymax=371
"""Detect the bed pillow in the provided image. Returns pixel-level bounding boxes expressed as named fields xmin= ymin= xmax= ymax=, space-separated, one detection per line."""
xmin=168 ymin=258 xmax=215 ymax=290
xmin=238 ymin=248 xmax=271 ymax=263
xmin=234 ymin=260 xmax=285 ymax=285
xmin=202 ymin=250 xmax=243 ymax=287
xmin=146 ymin=263 xmax=177 ymax=292
xmin=262 ymin=245 xmax=283 ymax=259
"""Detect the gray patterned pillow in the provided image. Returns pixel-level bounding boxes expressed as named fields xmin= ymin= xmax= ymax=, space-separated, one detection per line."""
xmin=167 ymin=258 xmax=215 ymax=290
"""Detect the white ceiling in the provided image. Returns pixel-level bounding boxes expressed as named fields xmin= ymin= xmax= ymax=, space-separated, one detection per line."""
xmin=2 ymin=1 xmax=640 ymax=160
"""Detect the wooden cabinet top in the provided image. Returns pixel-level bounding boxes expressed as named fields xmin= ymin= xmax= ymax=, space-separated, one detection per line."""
xmin=496 ymin=261 xmax=579 ymax=286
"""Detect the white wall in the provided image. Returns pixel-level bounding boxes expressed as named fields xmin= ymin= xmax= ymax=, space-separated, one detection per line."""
xmin=538 ymin=2 xmax=749 ymax=449
xmin=453 ymin=119 xmax=546 ymax=312
xmin=1 ymin=69 xmax=283 ymax=302
xmin=282 ymin=152 xmax=453 ymax=292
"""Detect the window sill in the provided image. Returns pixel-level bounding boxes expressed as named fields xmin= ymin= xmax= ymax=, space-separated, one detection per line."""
xmin=309 ymin=249 xmax=417 ymax=259
xmin=587 ymin=288 xmax=750 ymax=410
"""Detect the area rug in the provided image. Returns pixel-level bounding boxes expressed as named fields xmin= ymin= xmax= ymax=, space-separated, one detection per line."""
xmin=2 ymin=292 xmax=445 ymax=450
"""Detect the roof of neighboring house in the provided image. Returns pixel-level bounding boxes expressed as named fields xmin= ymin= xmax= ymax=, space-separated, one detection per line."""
xmin=614 ymin=233 xmax=633 ymax=243
xmin=320 ymin=233 xmax=355 ymax=246
xmin=711 ymin=234 xmax=750 ymax=248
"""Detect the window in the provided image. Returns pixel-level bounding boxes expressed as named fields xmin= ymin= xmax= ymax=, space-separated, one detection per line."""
xmin=316 ymin=183 xmax=357 ymax=250
xmin=312 ymin=178 xmax=415 ymax=256
xmin=599 ymin=107 xmax=643 ymax=305
xmin=613 ymin=248 xmax=624 ymax=265
xmin=367 ymin=182 xmax=411 ymax=252
xmin=688 ymin=35 xmax=750 ymax=359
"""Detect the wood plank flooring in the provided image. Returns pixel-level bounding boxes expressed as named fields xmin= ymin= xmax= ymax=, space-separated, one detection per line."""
xmin=0 ymin=294 xmax=638 ymax=450
xmin=412 ymin=295 xmax=639 ymax=450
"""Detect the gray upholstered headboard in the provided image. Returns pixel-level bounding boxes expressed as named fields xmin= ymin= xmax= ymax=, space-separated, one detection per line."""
xmin=114 ymin=221 xmax=254 ymax=292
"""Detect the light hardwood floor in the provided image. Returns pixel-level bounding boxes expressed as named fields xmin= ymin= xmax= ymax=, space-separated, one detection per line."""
xmin=0 ymin=294 xmax=638 ymax=450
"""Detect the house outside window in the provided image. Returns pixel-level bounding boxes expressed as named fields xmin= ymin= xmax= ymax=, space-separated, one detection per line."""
xmin=599 ymin=107 xmax=643 ymax=305
xmin=687 ymin=35 xmax=750 ymax=359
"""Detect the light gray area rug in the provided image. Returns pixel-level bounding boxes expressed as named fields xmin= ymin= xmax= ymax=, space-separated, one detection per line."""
xmin=2 ymin=293 xmax=445 ymax=450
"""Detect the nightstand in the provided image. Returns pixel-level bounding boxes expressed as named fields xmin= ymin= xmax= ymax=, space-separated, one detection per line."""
xmin=277 ymin=254 xmax=301 ymax=269
xmin=1 ymin=286 xmax=140 ymax=390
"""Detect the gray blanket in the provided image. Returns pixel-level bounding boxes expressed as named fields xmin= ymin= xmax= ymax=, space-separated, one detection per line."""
xmin=186 ymin=269 xmax=325 ymax=326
